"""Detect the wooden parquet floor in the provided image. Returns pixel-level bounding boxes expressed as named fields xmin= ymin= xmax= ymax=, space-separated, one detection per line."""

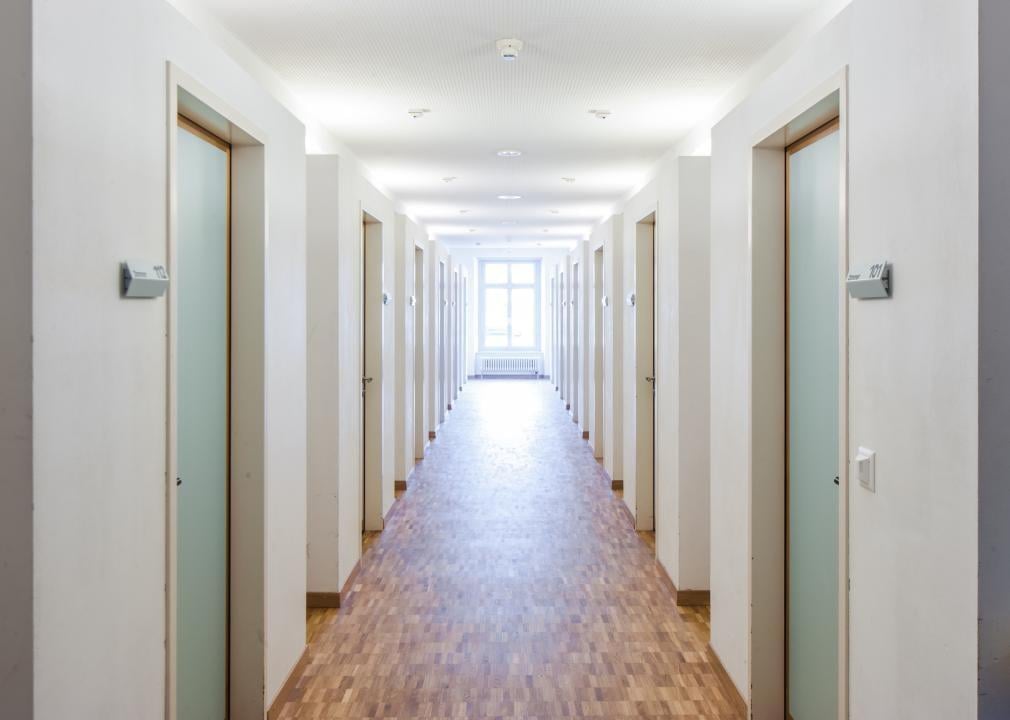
xmin=281 ymin=379 xmax=744 ymax=719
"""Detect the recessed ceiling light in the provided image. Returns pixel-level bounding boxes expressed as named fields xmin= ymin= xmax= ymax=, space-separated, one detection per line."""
xmin=588 ymin=109 xmax=611 ymax=120
xmin=561 ymin=177 xmax=576 ymax=184
xmin=496 ymin=149 xmax=522 ymax=158
xmin=408 ymin=108 xmax=431 ymax=119
xmin=442 ymin=176 xmax=457 ymax=183
xmin=497 ymin=194 xmax=522 ymax=200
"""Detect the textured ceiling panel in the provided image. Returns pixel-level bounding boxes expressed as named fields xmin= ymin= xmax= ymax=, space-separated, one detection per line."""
xmin=187 ymin=0 xmax=826 ymax=243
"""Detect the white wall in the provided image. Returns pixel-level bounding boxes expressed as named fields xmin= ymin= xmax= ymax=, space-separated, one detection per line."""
xmin=652 ymin=157 xmax=711 ymax=593
xmin=394 ymin=214 xmax=424 ymax=484
xmin=594 ymin=218 xmax=623 ymax=483
xmin=709 ymin=2 xmax=980 ymax=717
xmin=846 ymin=1 xmax=977 ymax=716
xmin=1 ymin=0 xmax=32 ymax=716
xmin=620 ymin=183 xmax=658 ymax=523
xmin=32 ymin=0 xmax=308 ymax=714
xmin=307 ymin=156 xmax=341 ymax=596
xmin=335 ymin=159 xmax=396 ymax=588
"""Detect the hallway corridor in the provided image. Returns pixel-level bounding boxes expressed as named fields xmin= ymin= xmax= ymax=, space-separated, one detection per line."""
xmin=281 ymin=380 xmax=744 ymax=719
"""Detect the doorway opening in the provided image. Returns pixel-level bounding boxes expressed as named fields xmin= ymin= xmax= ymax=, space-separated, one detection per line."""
xmin=438 ymin=261 xmax=447 ymax=424
xmin=633 ymin=213 xmax=656 ymax=533
xmin=571 ymin=261 xmax=581 ymax=424
xmin=749 ymin=83 xmax=847 ymax=720
xmin=362 ymin=212 xmax=383 ymax=536
xmin=168 ymin=75 xmax=267 ymax=720
xmin=559 ymin=270 xmax=567 ymax=408
xmin=786 ymin=118 xmax=841 ymax=720
xmin=592 ymin=247 xmax=605 ymax=458
xmin=175 ymin=112 xmax=232 ymax=720
xmin=414 ymin=246 xmax=425 ymax=459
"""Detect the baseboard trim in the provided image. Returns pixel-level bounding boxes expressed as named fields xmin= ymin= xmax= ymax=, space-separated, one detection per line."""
xmin=582 ymin=430 xmax=589 ymax=439
xmin=340 ymin=559 xmax=362 ymax=603
xmin=394 ymin=480 xmax=407 ymax=492
xmin=306 ymin=591 xmax=340 ymax=609
xmin=655 ymin=557 xmax=711 ymax=607
xmin=266 ymin=644 xmax=310 ymax=720
xmin=707 ymin=643 xmax=748 ymax=716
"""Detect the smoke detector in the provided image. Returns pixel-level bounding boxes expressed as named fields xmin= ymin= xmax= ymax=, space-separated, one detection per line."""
xmin=588 ymin=109 xmax=612 ymax=120
xmin=496 ymin=38 xmax=524 ymax=61
xmin=407 ymin=108 xmax=431 ymax=119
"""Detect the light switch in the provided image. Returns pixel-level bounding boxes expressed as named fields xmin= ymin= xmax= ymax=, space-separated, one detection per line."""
xmin=856 ymin=447 xmax=876 ymax=492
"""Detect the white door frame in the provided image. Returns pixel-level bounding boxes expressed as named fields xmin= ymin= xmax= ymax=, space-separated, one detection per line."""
xmin=747 ymin=70 xmax=849 ymax=720
xmin=166 ymin=64 xmax=269 ymax=720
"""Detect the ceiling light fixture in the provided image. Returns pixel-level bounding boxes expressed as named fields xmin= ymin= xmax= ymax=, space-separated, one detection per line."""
xmin=588 ymin=109 xmax=611 ymax=120
xmin=408 ymin=108 xmax=431 ymax=119
xmin=496 ymin=149 xmax=522 ymax=158
xmin=496 ymin=38 xmax=524 ymax=61
xmin=497 ymin=194 xmax=522 ymax=200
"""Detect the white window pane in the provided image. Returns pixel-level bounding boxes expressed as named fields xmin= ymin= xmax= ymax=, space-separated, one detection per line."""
xmin=510 ymin=263 xmax=536 ymax=285
xmin=485 ymin=263 xmax=508 ymax=284
xmin=485 ymin=288 xmax=509 ymax=347
xmin=510 ymin=288 xmax=535 ymax=346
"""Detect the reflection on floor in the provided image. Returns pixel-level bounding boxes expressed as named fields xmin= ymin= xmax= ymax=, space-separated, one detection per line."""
xmin=286 ymin=379 xmax=742 ymax=719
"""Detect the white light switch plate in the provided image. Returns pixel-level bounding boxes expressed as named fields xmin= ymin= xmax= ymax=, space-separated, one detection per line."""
xmin=856 ymin=447 xmax=876 ymax=492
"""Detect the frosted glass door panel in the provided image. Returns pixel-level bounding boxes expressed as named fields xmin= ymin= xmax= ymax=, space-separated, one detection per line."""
xmin=787 ymin=127 xmax=840 ymax=720
xmin=177 ymin=122 xmax=229 ymax=720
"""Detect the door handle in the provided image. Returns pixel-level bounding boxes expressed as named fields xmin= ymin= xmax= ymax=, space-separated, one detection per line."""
xmin=362 ymin=377 xmax=373 ymax=385
xmin=645 ymin=376 xmax=655 ymax=384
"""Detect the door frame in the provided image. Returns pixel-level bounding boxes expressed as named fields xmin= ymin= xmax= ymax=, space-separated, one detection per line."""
xmin=361 ymin=211 xmax=384 ymax=533
xmin=748 ymin=71 xmax=849 ymax=720
xmin=633 ymin=212 xmax=656 ymax=532
xmin=166 ymin=65 xmax=269 ymax=720
xmin=414 ymin=245 xmax=426 ymax=458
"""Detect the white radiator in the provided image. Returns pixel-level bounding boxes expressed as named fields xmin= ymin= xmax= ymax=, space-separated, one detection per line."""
xmin=477 ymin=355 xmax=543 ymax=378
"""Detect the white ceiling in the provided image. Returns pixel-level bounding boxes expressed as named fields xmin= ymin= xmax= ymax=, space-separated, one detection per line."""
xmin=186 ymin=0 xmax=828 ymax=247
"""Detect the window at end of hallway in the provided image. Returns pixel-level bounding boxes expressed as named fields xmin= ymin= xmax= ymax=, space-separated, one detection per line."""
xmin=479 ymin=260 xmax=541 ymax=351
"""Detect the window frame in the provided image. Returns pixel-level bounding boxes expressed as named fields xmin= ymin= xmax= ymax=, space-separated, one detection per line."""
xmin=478 ymin=258 xmax=542 ymax=352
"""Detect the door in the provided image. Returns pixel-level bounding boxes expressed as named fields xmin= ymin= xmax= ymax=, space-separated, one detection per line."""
xmin=559 ymin=271 xmax=566 ymax=402
xmin=414 ymin=247 xmax=425 ymax=457
xmin=572 ymin=262 xmax=580 ymax=421
xmin=593 ymin=248 xmax=604 ymax=454
xmin=176 ymin=116 xmax=230 ymax=720
xmin=635 ymin=219 xmax=656 ymax=531
xmin=438 ymin=262 xmax=446 ymax=422
xmin=787 ymin=121 xmax=840 ymax=720
xmin=362 ymin=217 xmax=382 ymax=533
